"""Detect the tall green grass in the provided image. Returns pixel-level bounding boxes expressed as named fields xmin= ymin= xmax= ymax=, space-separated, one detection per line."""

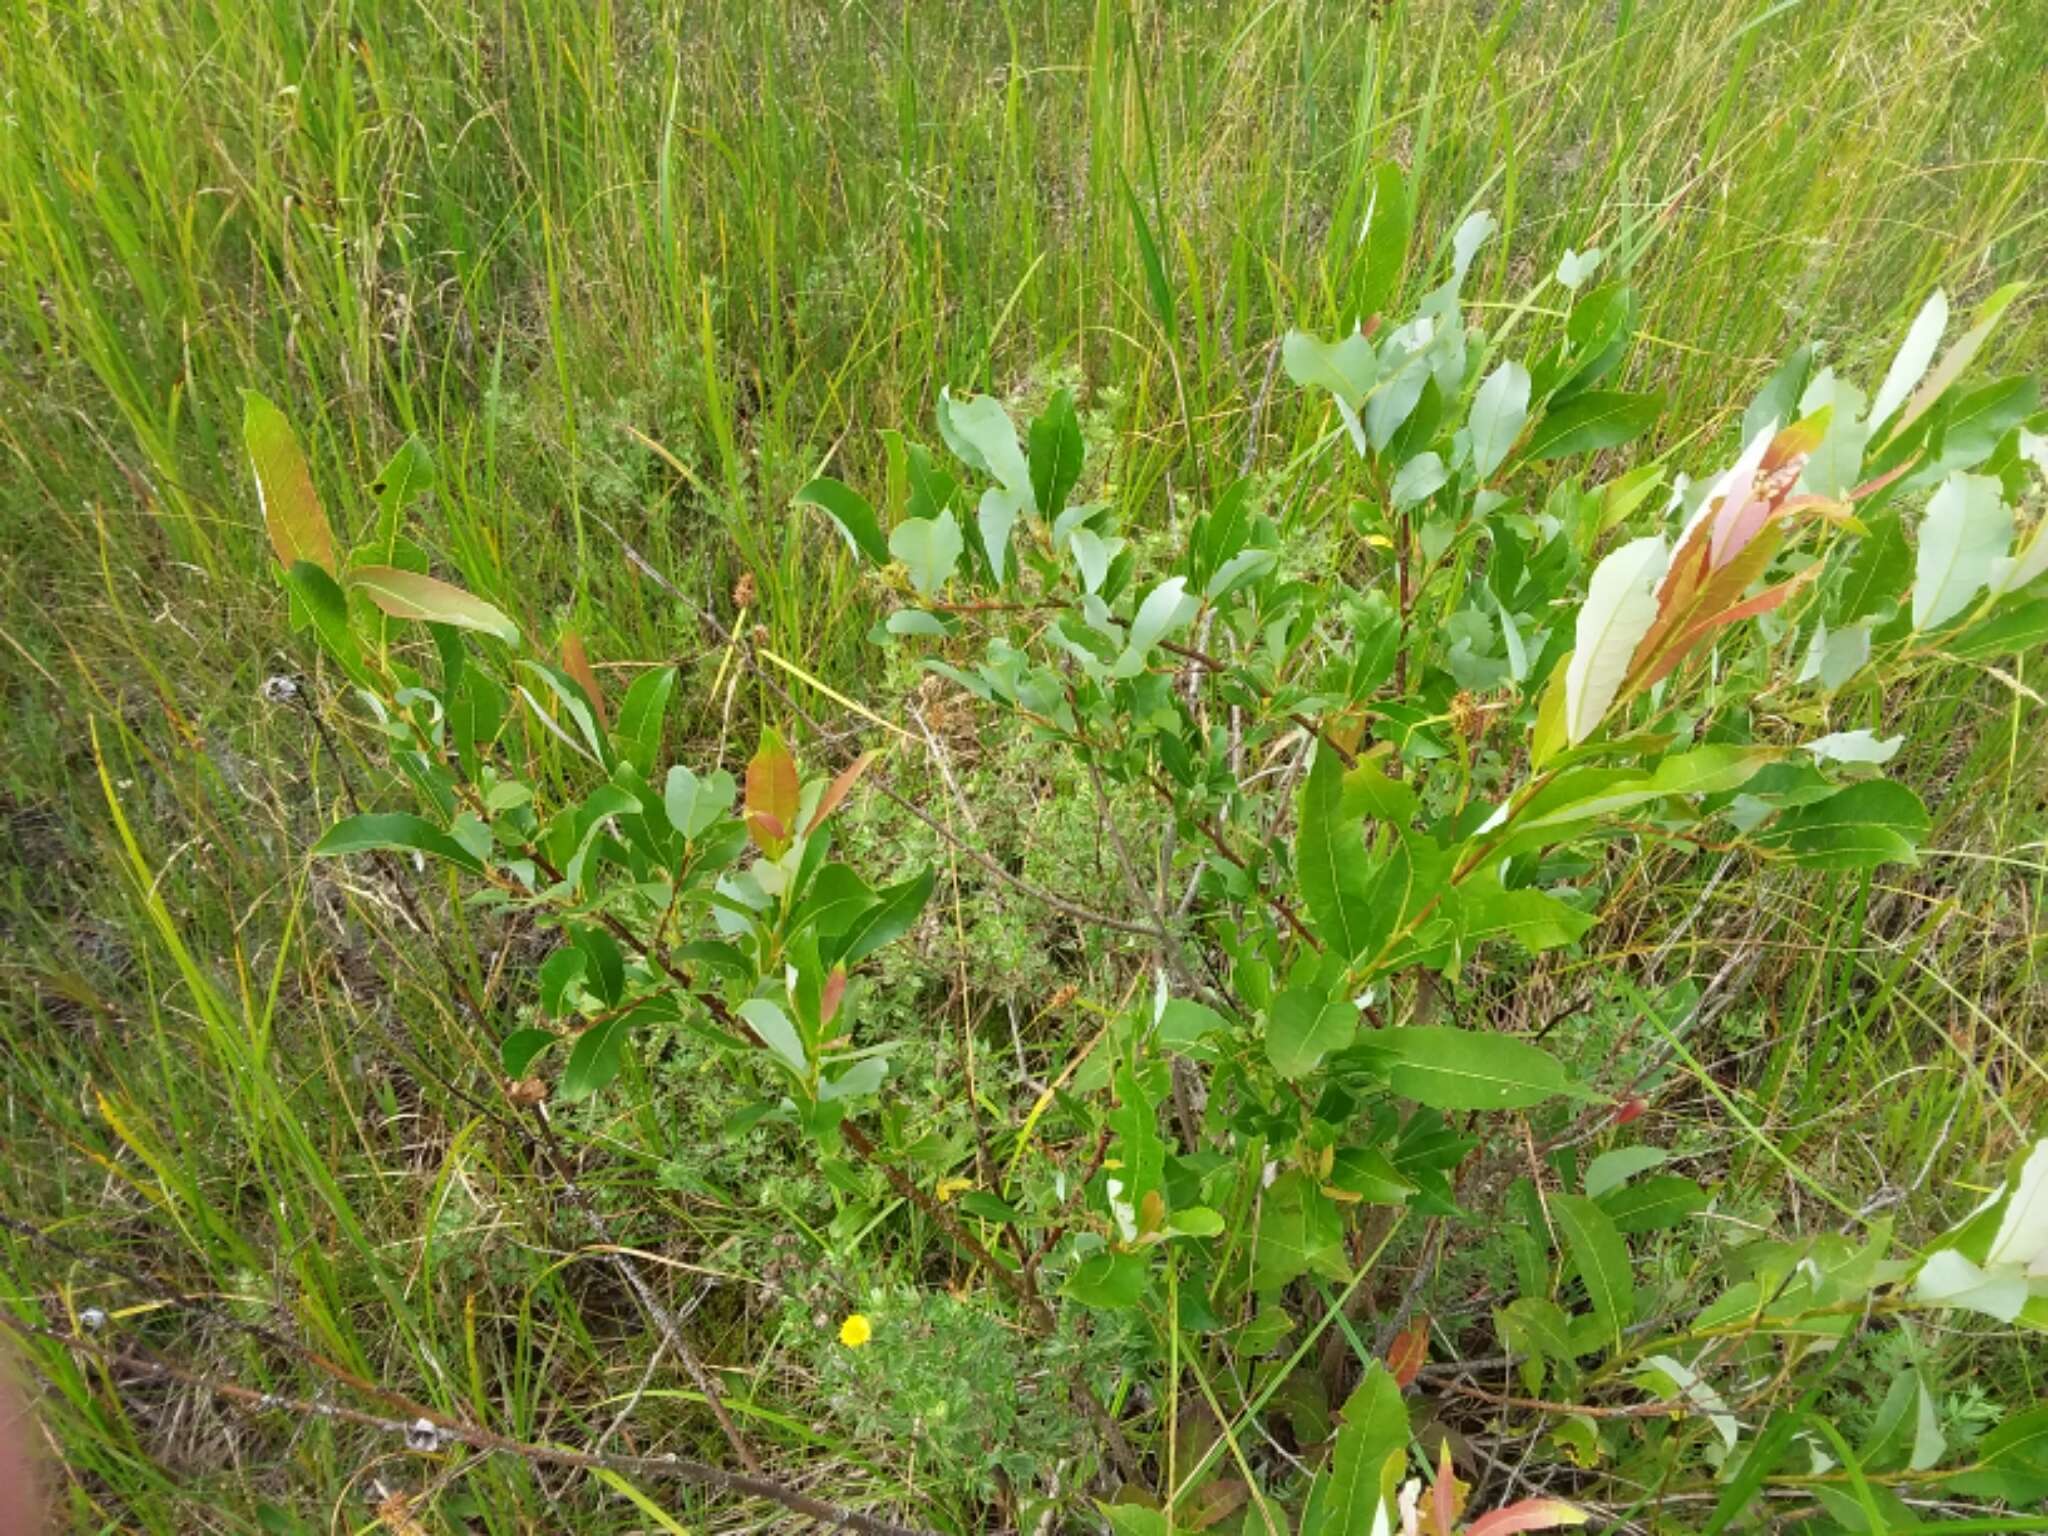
xmin=1 ymin=0 xmax=2044 ymax=1529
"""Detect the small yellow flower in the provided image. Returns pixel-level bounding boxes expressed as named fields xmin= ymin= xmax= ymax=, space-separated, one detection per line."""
xmin=838 ymin=1313 xmax=872 ymax=1349
xmin=935 ymin=1176 xmax=974 ymax=1203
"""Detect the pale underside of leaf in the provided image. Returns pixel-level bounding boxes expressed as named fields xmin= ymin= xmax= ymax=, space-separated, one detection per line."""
xmin=1565 ymin=536 xmax=1668 ymax=744
xmin=348 ymin=565 xmax=520 ymax=643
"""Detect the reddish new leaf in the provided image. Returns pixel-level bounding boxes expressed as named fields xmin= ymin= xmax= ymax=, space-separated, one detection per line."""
xmin=820 ymin=967 xmax=848 ymax=1027
xmin=1465 ymin=1498 xmax=1590 ymax=1536
xmin=243 ymin=389 xmax=337 ymax=575
xmin=746 ymin=728 xmax=800 ymax=854
xmin=1386 ymin=1313 xmax=1430 ymax=1388
xmin=560 ymin=630 xmax=609 ymax=730
xmin=1635 ymin=563 xmax=1821 ymax=690
xmin=1429 ymin=1438 xmax=1465 ymax=1536
xmin=807 ymin=750 xmax=880 ymax=833
xmin=1626 ymin=523 xmax=1787 ymax=692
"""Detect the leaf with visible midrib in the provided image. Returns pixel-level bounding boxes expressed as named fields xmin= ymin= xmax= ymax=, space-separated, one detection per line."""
xmin=831 ymin=865 xmax=935 ymax=968
xmin=348 ymin=565 xmax=519 ymax=644
xmin=243 ymin=389 xmax=337 ymax=575
xmin=1525 ymin=390 xmax=1662 ymax=462
xmin=1307 ymin=1364 xmax=1408 ymax=1536
xmin=1266 ymin=987 xmax=1356 ymax=1081
xmin=313 ymin=812 xmax=485 ymax=875
xmin=1551 ymin=1193 xmax=1634 ymax=1351
xmin=1296 ymin=744 xmax=1376 ymax=958
xmin=1029 ymin=390 xmax=1085 ymax=521
xmin=1373 ymin=1026 xmax=1570 ymax=1111
xmin=744 ymin=728 xmax=800 ymax=852
xmin=1912 ymin=471 xmax=2011 ymax=631
xmin=1470 ymin=360 xmax=1532 ymax=480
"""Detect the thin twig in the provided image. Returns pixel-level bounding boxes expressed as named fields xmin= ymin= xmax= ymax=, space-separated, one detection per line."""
xmin=1 ymin=1315 xmax=932 ymax=1536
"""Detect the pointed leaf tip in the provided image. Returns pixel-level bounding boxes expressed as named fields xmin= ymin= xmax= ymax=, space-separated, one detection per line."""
xmin=243 ymin=388 xmax=337 ymax=575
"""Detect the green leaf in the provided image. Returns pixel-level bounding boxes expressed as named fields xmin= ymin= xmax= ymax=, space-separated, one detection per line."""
xmin=1308 ymin=1364 xmax=1409 ymax=1536
xmin=1894 ymin=281 xmax=2027 ymax=437
xmin=1157 ymin=998 xmax=1232 ymax=1059
xmin=819 ymin=1057 xmax=887 ymax=1103
xmin=1498 ymin=1296 xmax=1579 ymax=1368
xmin=1391 ymin=451 xmax=1447 ymax=509
xmin=1556 ymin=245 xmax=1604 ymax=292
xmin=313 ymin=813 xmax=485 ymax=875
xmin=1254 ymin=1171 xmax=1347 ymax=1294
xmin=1598 ymin=1174 xmax=1708 ymax=1234
xmin=1284 ymin=328 xmax=1376 ymax=455
xmin=794 ymin=864 xmax=876 ymax=939
xmin=1266 ymin=986 xmax=1357 ymax=1081
xmin=1524 ymin=390 xmax=1663 ymax=462
xmin=1353 ymin=832 xmax=1448 ymax=966
xmin=1371 ymin=1026 xmax=1570 ymax=1111
xmin=348 ymin=565 xmax=519 ymax=644
xmin=888 ymin=511 xmax=964 ymax=597
xmin=1837 ymin=508 xmax=1911 ymax=621
xmin=1583 ymin=1146 xmax=1668 ymax=1200
xmin=1065 ymin=1248 xmax=1149 ymax=1310
xmin=1867 ymin=288 xmax=1948 ymax=435
xmin=518 ymin=659 xmax=611 ymax=766
xmin=1759 ymin=779 xmax=1929 ymax=871
xmin=369 ymin=437 xmax=434 ymax=541
xmin=1456 ymin=887 xmax=1595 ymax=953
xmin=1515 ymin=745 xmax=1780 ymax=835
xmin=1110 ymin=1064 xmax=1166 ymax=1213
xmin=573 ymin=926 xmax=625 ymax=1007
xmin=832 ymin=865 xmax=935 ymax=968
xmin=1550 ymin=1192 xmax=1634 ymax=1351
xmin=500 ymin=1028 xmax=555 ymax=1077
xmin=957 ymin=1191 xmax=1020 ymax=1223
xmin=1471 ymin=360 xmax=1532 ymax=480
xmin=281 ymin=560 xmax=365 ymax=678
xmin=1944 ymin=1404 xmax=2048 ymax=1503
xmin=1930 ymin=373 xmax=2037 ymax=471
xmin=539 ymin=949 xmax=587 ymax=1015
xmin=1283 ymin=329 xmax=1376 ymax=407
xmin=663 ymin=764 xmax=735 ymax=840
xmin=1327 ymin=1147 xmax=1416 ymax=1206
xmin=794 ymin=477 xmax=890 ymax=564
xmin=1912 ymin=471 xmax=2011 ymax=630
xmin=1113 ymin=576 xmax=1195 ymax=677
xmin=977 ymin=485 xmax=1025 ymax=583
xmin=1356 ymin=161 xmax=1410 ymax=319
xmin=1029 ymin=389 xmax=1085 ymax=522
xmin=936 ymin=389 xmax=1032 ymax=501
xmin=1099 ymin=1504 xmax=1169 ymax=1536
xmin=1297 ymin=744 xmax=1376 ymax=959
xmin=561 ymin=1013 xmax=633 ymax=1101
xmin=1450 ymin=208 xmax=1499 ymax=283
xmin=885 ymin=609 xmax=951 ymax=638
xmin=242 ymin=388 xmax=337 ymax=574
xmin=1950 ymin=598 xmax=2048 ymax=660
xmin=1744 ymin=345 xmax=1814 ymax=445
xmin=614 ymin=666 xmax=677 ymax=778
xmin=1562 ymin=533 xmax=1667 ymax=744
xmin=738 ymin=998 xmax=808 ymax=1079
